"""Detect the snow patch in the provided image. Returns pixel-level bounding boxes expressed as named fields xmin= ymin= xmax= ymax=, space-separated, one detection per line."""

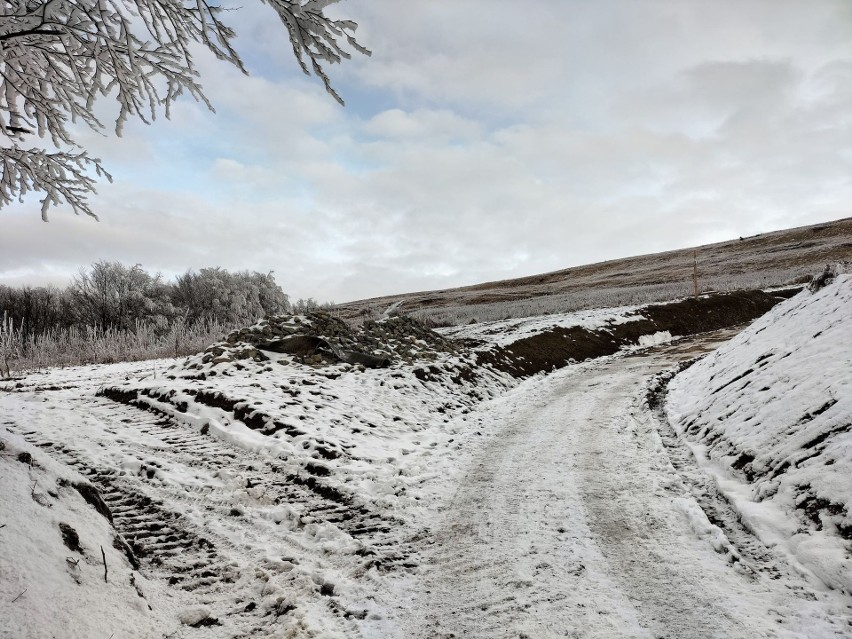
xmin=0 ymin=427 xmax=178 ymax=639
xmin=672 ymin=497 xmax=734 ymax=557
xmin=178 ymin=606 xmax=213 ymax=626
xmin=638 ymin=330 xmax=673 ymax=347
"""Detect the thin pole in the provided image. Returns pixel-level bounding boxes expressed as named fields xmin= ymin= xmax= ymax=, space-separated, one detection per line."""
xmin=692 ymin=251 xmax=699 ymax=297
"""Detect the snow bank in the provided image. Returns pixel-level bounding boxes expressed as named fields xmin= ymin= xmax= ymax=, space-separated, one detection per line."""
xmin=638 ymin=330 xmax=674 ymax=347
xmin=0 ymin=428 xmax=177 ymax=639
xmin=666 ymin=275 xmax=852 ymax=593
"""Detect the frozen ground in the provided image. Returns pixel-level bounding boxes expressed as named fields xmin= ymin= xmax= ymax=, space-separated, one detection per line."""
xmin=2 ymin=288 xmax=851 ymax=638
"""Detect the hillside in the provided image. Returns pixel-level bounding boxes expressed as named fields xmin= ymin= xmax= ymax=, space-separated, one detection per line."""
xmin=665 ymin=274 xmax=852 ymax=594
xmin=336 ymin=217 xmax=852 ymax=323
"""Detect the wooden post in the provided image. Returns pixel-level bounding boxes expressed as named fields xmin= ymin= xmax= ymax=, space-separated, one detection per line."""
xmin=692 ymin=251 xmax=699 ymax=297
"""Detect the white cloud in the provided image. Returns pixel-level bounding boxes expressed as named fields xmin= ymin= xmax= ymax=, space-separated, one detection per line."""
xmin=363 ymin=109 xmax=482 ymax=142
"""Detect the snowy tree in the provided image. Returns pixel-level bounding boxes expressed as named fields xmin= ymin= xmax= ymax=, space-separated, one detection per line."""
xmin=171 ymin=267 xmax=288 ymax=325
xmin=292 ymin=297 xmax=333 ymax=313
xmin=0 ymin=0 xmax=369 ymax=220
xmin=0 ymin=283 xmax=68 ymax=340
xmin=69 ymin=261 xmax=146 ymax=328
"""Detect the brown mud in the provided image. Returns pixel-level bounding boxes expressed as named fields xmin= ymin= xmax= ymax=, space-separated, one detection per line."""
xmin=480 ymin=289 xmax=796 ymax=377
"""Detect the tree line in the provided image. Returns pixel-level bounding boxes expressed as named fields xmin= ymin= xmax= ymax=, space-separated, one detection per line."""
xmin=0 ymin=261 xmax=293 ymax=344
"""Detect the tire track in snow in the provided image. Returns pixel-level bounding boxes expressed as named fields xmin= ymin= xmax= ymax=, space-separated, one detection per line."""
xmin=93 ymin=389 xmax=410 ymax=567
xmin=573 ymin=363 xmax=764 ymax=638
xmin=396 ymin=374 xmax=652 ymax=639
xmin=96 ymin=394 xmax=406 ymax=563
xmin=5 ymin=393 xmax=382 ymax=638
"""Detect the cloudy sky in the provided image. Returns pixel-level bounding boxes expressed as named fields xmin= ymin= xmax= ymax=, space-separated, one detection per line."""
xmin=2 ymin=0 xmax=851 ymax=302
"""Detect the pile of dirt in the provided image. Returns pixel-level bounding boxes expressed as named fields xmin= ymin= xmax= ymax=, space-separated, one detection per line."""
xmin=480 ymin=289 xmax=795 ymax=377
xmin=187 ymin=312 xmax=460 ymax=370
xmin=184 ymin=291 xmax=792 ymax=379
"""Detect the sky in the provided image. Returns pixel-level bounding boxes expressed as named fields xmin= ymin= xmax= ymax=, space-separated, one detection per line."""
xmin=1 ymin=0 xmax=851 ymax=303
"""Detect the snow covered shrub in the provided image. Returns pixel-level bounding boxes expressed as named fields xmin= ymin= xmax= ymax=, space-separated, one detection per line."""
xmin=0 ymin=262 xmax=296 ymax=374
xmin=808 ymin=263 xmax=850 ymax=293
xmin=1 ymin=320 xmax=230 ymax=375
xmin=0 ymin=313 xmax=17 ymax=378
xmin=808 ymin=265 xmax=837 ymax=293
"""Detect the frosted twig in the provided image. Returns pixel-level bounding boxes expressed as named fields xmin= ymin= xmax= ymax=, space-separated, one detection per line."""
xmin=101 ymin=545 xmax=108 ymax=582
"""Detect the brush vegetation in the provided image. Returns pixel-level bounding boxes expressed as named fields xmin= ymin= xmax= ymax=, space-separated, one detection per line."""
xmin=0 ymin=261 xmax=292 ymax=376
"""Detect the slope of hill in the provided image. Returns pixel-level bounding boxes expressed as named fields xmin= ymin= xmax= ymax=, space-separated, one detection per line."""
xmin=337 ymin=217 xmax=852 ymax=324
xmin=665 ymin=273 xmax=852 ymax=594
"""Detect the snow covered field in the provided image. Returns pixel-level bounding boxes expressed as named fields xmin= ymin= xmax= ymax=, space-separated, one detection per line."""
xmin=2 ymin=283 xmax=851 ymax=638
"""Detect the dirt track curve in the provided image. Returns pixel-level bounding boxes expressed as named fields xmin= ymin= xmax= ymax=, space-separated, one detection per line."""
xmin=370 ymin=334 xmax=852 ymax=639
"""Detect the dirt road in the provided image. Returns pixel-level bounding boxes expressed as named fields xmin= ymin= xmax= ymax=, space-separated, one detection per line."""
xmin=372 ymin=337 xmax=851 ymax=639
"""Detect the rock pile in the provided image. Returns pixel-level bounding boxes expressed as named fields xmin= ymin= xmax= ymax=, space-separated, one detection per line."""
xmin=187 ymin=312 xmax=460 ymax=370
xmin=359 ymin=315 xmax=460 ymax=360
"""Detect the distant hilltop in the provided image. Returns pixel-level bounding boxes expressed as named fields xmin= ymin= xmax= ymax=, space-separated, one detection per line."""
xmin=336 ymin=217 xmax=852 ymax=326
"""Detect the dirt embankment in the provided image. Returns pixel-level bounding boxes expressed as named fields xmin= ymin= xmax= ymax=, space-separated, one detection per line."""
xmin=481 ymin=289 xmax=796 ymax=377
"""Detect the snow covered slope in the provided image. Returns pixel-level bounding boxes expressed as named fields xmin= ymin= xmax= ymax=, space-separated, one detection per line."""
xmin=0 ymin=428 xmax=182 ymax=639
xmin=666 ymin=274 xmax=852 ymax=593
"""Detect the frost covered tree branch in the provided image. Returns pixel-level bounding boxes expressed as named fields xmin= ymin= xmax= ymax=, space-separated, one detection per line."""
xmin=0 ymin=147 xmax=111 ymax=220
xmin=0 ymin=0 xmax=369 ymax=220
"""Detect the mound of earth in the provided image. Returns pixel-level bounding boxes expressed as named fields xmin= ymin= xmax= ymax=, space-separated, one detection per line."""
xmin=188 ymin=312 xmax=460 ymax=371
xmin=477 ymin=289 xmax=796 ymax=377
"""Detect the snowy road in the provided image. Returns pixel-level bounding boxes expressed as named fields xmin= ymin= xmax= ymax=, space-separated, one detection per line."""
xmin=3 ymin=332 xmax=851 ymax=638
xmin=372 ymin=337 xmax=852 ymax=639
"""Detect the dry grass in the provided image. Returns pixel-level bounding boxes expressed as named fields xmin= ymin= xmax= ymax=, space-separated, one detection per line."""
xmin=336 ymin=217 xmax=852 ymax=325
xmin=0 ymin=320 xmax=229 ymax=377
